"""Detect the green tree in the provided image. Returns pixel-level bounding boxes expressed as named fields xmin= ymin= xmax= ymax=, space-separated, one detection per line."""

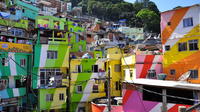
xmin=136 ymin=9 xmax=160 ymax=33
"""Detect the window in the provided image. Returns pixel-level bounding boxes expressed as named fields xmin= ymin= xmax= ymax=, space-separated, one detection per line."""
xmin=46 ymin=94 xmax=53 ymax=101
xmin=0 ymin=79 xmax=8 ymax=89
xmin=59 ymin=93 xmax=64 ymax=101
xmin=76 ymin=65 xmax=82 ymax=73
xmin=167 ymin=22 xmax=171 ymax=26
xmin=170 ymin=69 xmax=176 ymax=75
xmin=116 ymin=81 xmax=119 ymax=90
xmin=183 ymin=18 xmax=193 ymax=27
xmin=178 ymin=42 xmax=187 ymax=51
xmin=165 ymin=45 xmax=170 ymax=51
xmin=20 ymin=59 xmax=26 ymax=67
xmin=92 ymin=84 xmax=99 ymax=93
xmin=92 ymin=65 xmax=98 ymax=73
xmin=2 ymin=58 xmax=8 ymax=66
xmin=189 ymin=70 xmax=198 ymax=79
xmin=47 ymin=51 xmax=57 ymax=59
xmin=114 ymin=64 xmax=121 ymax=72
xmin=76 ymin=85 xmax=83 ymax=93
xmin=147 ymin=70 xmax=156 ymax=79
xmin=40 ymin=69 xmax=61 ymax=87
xmin=78 ymin=107 xmax=85 ymax=112
xmin=22 ymin=9 xmax=25 ymax=13
xmin=130 ymin=70 xmax=133 ymax=78
xmin=189 ymin=40 xmax=198 ymax=51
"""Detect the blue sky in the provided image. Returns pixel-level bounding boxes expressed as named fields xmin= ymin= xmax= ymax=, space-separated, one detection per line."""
xmin=124 ymin=0 xmax=200 ymax=12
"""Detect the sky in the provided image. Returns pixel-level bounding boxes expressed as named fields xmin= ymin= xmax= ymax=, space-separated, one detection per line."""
xmin=124 ymin=0 xmax=200 ymax=12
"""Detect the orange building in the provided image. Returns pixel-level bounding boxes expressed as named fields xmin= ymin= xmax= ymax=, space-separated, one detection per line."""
xmin=161 ymin=4 xmax=200 ymax=83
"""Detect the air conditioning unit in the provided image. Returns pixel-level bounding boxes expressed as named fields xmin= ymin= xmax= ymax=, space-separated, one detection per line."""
xmin=178 ymin=106 xmax=186 ymax=112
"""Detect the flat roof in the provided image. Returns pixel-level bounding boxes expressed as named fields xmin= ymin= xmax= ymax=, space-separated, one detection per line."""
xmin=125 ymin=79 xmax=200 ymax=90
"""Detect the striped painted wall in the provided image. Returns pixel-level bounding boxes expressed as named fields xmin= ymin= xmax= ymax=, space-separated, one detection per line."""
xmin=70 ymin=59 xmax=106 ymax=112
xmin=32 ymin=44 xmax=70 ymax=89
xmin=0 ymin=88 xmax=26 ymax=99
xmin=122 ymin=85 xmax=195 ymax=112
xmin=161 ymin=5 xmax=200 ymax=83
xmin=39 ymin=88 xmax=67 ymax=111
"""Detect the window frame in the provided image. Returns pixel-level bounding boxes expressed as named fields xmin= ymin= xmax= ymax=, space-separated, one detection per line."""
xmin=183 ymin=17 xmax=193 ymax=27
xmin=178 ymin=42 xmax=187 ymax=51
xmin=189 ymin=70 xmax=198 ymax=79
xmin=46 ymin=94 xmax=53 ymax=102
xmin=92 ymin=65 xmax=98 ymax=73
xmin=59 ymin=93 xmax=64 ymax=101
xmin=92 ymin=84 xmax=99 ymax=93
xmin=20 ymin=59 xmax=26 ymax=67
xmin=147 ymin=69 xmax=156 ymax=79
xmin=47 ymin=51 xmax=58 ymax=59
xmin=188 ymin=40 xmax=199 ymax=51
xmin=2 ymin=58 xmax=8 ymax=66
xmin=76 ymin=85 xmax=83 ymax=93
xmin=114 ymin=64 xmax=121 ymax=72
xmin=170 ymin=69 xmax=176 ymax=75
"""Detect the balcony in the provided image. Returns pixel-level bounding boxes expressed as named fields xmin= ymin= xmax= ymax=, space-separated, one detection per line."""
xmin=0 ymin=87 xmax=26 ymax=99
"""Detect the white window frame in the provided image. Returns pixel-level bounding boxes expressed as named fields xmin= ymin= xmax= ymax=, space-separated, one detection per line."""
xmin=188 ymin=40 xmax=198 ymax=51
xmin=40 ymin=68 xmax=61 ymax=86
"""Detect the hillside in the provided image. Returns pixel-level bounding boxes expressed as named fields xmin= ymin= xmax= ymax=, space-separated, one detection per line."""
xmin=71 ymin=0 xmax=160 ymax=33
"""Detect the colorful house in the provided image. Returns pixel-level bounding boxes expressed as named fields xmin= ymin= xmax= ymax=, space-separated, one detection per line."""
xmin=36 ymin=16 xmax=86 ymax=52
xmin=8 ymin=0 xmax=39 ymax=20
xmin=70 ymin=56 xmax=107 ymax=112
xmin=161 ymin=4 xmax=200 ymax=83
xmin=32 ymin=16 xmax=72 ymax=111
xmin=106 ymin=47 xmax=124 ymax=97
xmin=0 ymin=18 xmax=32 ymax=111
xmin=122 ymin=79 xmax=199 ymax=112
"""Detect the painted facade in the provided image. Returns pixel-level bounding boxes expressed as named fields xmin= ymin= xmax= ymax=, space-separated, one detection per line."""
xmin=122 ymin=83 xmax=197 ymax=112
xmin=91 ymin=102 xmax=123 ymax=112
xmin=70 ymin=58 xmax=106 ymax=112
xmin=14 ymin=0 xmax=39 ymax=20
xmin=161 ymin=5 xmax=200 ymax=83
xmin=0 ymin=42 xmax=32 ymax=111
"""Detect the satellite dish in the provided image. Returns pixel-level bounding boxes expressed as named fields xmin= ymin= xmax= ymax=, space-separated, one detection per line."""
xmin=178 ymin=71 xmax=191 ymax=81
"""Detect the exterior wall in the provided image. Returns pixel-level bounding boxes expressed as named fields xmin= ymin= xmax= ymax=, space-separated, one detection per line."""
xmin=122 ymin=55 xmax=162 ymax=82
xmin=107 ymin=60 xmax=122 ymax=97
xmin=121 ymin=55 xmax=136 ymax=82
xmin=91 ymin=103 xmax=123 ymax=112
xmin=16 ymin=0 xmax=39 ymax=20
xmin=36 ymin=16 xmax=66 ymax=30
xmin=0 ymin=42 xmax=32 ymax=111
xmin=136 ymin=55 xmax=162 ymax=78
xmin=0 ymin=19 xmax=28 ymax=30
xmin=38 ymin=88 xmax=67 ymax=111
xmin=161 ymin=5 xmax=200 ymax=83
xmin=122 ymin=83 xmax=194 ymax=112
xmin=32 ymin=44 xmax=70 ymax=89
xmin=70 ymin=59 xmax=106 ymax=112
xmin=106 ymin=47 xmax=123 ymax=60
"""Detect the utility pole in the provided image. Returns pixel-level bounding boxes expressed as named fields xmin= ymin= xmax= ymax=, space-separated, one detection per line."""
xmin=107 ymin=68 xmax=111 ymax=112
xmin=162 ymin=89 xmax=167 ymax=112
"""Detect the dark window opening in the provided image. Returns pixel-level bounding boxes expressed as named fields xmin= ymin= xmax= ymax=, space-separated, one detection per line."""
xmin=170 ymin=69 xmax=176 ymax=75
xmin=147 ymin=70 xmax=156 ymax=79
xmin=178 ymin=42 xmax=187 ymax=51
xmin=92 ymin=84 xmax=99 ymax=93
xmin=189 ymin=40 xmax=198 ymax=51
xmin=189 ymin=70 xmax=198 ymax=79
xmin=92 ymin=65 xmax=98 ymax=73
xmin=167 ymin=22 xmax=171 ymax=26
xmin=165 ymin=45 xmax=170 ymax=51
xmin=183 ymin=18 xmax=193 ymax=27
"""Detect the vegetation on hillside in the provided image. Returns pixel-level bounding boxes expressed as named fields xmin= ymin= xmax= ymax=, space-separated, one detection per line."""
xmin=71 ymin=0 xmax=160 ymax=33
